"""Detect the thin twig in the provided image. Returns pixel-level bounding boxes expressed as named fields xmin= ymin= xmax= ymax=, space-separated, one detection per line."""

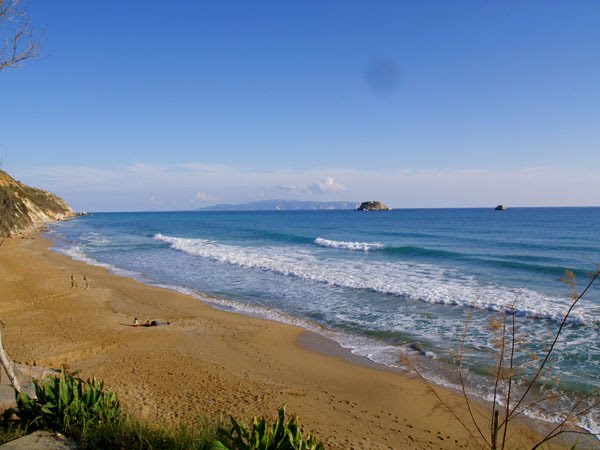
xmin=411 ymin=361 xmax=487 ymax=450
xmin=509 ymin=271 xmax=600 ymax=418
xmin=457 ymin=319 xmax=490 ymax=446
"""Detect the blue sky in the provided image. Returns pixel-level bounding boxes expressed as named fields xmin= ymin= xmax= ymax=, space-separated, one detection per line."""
xmin=1 ymin=0 xmax=599 ymax=211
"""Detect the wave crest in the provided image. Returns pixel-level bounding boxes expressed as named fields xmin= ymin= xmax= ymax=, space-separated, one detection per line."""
xmin=314 ymin=237 xmax=385 ymax=251
xmin=153 ymin=234 xmax=598 ymax=325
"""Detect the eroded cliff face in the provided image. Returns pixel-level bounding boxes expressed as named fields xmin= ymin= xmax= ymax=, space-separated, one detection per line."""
xmin=0 ymin=170 xmax=74 ymax=236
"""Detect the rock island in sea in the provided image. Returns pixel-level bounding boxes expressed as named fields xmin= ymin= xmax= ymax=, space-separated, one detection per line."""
xmin=356 ymin=200 xmax=391 ymax=211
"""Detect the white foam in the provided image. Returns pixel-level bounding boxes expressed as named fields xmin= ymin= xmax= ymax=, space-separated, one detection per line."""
xmin=82 ymin=232 xmax=111 ymax=246
xmin=154 ymin=234 xmax=599 ymax=325
xmin=157 ymin=283 xmax=600 ymax=436
xmin=52 ymin=234 xmax=600 ymax=437
xmin=151 ymin=282 xmax=333 ymax=337
xmin=56 ymin=245 xmax=140 ymax=279
xmin=314 ymin=237 xmax=385 ymax=251
xmin=402 ymin=359 xmax=600 ymax=439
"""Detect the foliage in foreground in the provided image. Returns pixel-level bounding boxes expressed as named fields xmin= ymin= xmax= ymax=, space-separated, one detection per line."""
xmin=0 ymin=371 xmax=323 ymax=450
xmin=4 ymin=369 xmax=120 ymax=434
xmin=0 ymin=370 xmax=219 ymax=449
xmin=76 ymin=414 xmax=219 ymax=450
xmin=0 ymin=421 xmax=26 ymax=446
xmin=212 ymin=406 xmax=323 ymax=450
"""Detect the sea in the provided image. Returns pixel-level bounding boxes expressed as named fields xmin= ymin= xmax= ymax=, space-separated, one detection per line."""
xmin=46 ymin=207 xmax=600 ymax=434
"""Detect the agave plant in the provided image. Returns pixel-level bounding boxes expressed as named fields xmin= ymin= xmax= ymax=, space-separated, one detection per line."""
xmin=212 ymin=406 xmax=323 ymax=450
xmin=8 ymin=369 xmax=121 ymax=433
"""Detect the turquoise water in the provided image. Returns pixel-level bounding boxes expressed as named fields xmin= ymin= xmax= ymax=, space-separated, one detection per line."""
xmin=47 ymin=207 xmax=600 ymax=432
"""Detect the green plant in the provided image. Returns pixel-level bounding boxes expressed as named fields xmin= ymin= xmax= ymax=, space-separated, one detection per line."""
xmin=212 ymin=406 xmax=323 ymax=450
xmin=7 ymin=369 xmax=121 ymax=433
xmin=75 ymin=413 xmax=220 ymax=450
xmin=1 ymin=368 xmax=222 ymax=449
xmin=0 ymin=420 xmax=26 ymax=446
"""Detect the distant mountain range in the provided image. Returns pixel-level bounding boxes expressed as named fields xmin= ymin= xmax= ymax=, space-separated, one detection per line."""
xmin=197 ymin=200 xmax=358 ymax=211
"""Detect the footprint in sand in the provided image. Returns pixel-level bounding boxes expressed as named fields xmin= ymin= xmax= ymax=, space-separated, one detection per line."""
xmin=70 ymin=274 xmax=78 ymax=290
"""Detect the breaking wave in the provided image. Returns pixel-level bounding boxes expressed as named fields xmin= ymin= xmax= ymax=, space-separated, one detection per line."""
xmin=314 ymin=237 xmax=385 ymax=251
xmin=55 ymin=245 xmax=140 ymax=279
xmin=154 ymin=234 xmax=598 ymax=325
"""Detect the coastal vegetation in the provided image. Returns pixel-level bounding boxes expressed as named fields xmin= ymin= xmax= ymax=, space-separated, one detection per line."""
xmin=214 ymin=406 xmax=323 ymax=450
xmin=5 ymin=369 xmax=120 ymax=434
xmin=0 ymin=170 xmax=74 ymax=237
xmin=0 ymin=370 xmax=324 ymax=449
xmin=0 ymin=372 xmax=218 ymax=449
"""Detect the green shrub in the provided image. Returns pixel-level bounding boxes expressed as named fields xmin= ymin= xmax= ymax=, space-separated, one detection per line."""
xmin=0 ymin=421 xmax=26 ymax=446
xmin=212 ymin=406 xmax=323 ymax=450
xmin=7 ymin=369 xmax=120 ymax=434
xmin=77 ymin=415 xmax=219 ymax=450
xmin=1 ymin=371 xmax=323 ymax=450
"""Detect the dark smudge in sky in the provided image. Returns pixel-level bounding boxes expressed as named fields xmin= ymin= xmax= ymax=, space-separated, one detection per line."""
xmin=365 ymin=59 xmax=400 ymax=95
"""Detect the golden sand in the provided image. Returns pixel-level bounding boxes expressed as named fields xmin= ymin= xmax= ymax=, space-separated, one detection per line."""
xmin=0 ymin=235 xmax=571 ymax=449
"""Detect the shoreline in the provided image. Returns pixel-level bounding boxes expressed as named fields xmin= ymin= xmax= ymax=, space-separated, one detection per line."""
xmin=0 ymin=233 xmax=581 ymax=448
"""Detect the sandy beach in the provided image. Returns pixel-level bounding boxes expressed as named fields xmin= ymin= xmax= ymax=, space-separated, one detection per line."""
xmin=0 ymin=234 xmax=576 ymax=449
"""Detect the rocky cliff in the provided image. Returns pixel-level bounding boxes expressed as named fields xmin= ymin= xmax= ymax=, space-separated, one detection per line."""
xmin=356 ymin=201 xmax=391 ymax=211
xmin=0 ymin=170 xmax=74 ymax=237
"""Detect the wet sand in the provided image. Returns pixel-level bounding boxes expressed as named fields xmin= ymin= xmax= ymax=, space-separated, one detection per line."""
xmin=0 ymin=234 xmax=575 ymax=449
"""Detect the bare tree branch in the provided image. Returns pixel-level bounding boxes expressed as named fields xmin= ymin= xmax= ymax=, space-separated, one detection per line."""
xmin=0 ymin=0 xmax=44 ymax=71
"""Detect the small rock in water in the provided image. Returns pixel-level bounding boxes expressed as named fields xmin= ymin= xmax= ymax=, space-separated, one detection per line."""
xmin=356 ymin=201 xmax=391 ymax=211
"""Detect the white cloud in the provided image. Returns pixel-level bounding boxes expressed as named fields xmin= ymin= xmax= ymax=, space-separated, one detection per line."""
xmin=273 ymin=184 xmax=310 ymax=197
xmin=148 ymin=195 xmax=176 ymax=208
xmin=309 ymin=177 xmax=346 ymax=193
xmin=273 ymin=177 xmax=346 ymax=197
xmin=195 ymin=192 xmax=215 ymax=202
xmin=148 ymin=195 xmax=162 ymax=205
